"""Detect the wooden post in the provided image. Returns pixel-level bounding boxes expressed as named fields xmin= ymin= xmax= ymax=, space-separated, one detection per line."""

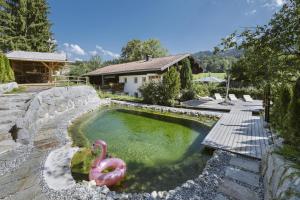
xmin=86 ymin=76 xmax=89 ymax=85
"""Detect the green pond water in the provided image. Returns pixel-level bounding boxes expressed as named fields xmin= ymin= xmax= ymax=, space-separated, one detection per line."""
xmin=70 ymin=107 xmax=213 ymax=193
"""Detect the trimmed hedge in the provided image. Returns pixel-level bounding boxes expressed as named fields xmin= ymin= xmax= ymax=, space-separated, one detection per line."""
xmin=210 ymin=86 xmax=264 ymax=99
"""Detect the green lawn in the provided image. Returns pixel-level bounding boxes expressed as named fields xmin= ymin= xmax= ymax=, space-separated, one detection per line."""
xmin=193 ymin=73 xmax=226 ymax=80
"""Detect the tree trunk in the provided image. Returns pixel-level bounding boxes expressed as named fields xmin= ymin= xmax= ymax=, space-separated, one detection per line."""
xmin=264 ymin=83 xmax=271 ymax=122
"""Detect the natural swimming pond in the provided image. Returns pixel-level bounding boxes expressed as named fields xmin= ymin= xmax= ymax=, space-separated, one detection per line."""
xmin=69 ymin=107 xmax=214 ymax=193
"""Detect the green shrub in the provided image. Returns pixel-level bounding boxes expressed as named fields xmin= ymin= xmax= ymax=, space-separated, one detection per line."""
xmin=210 ymin=86 xmax=264 ymax=99
xmin=140 ymin=67 xmax=180 ymax=106
xmin=180 ymin=58 xmax=193 ymax=90
xmin=160 ymin=67 xmax=181 ymax=106
xmin=285 ymin=77 xmax=300 ymax=147
xmin=193 ymin=83 xmax=211 ymax=97
xmin=0 ymin=54 xmax=15 ymax=83
xmin=139 ymin=81 xmax=162 ymax=104
xmin=271 ymin=84 xmax=292 ymax=133
xmin=180 ymin=89 xmax=196 ymax=101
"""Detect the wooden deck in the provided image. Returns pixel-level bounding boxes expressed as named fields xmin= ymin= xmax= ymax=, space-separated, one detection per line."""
xmin=202 ymin=102 xmax=271 ymax=159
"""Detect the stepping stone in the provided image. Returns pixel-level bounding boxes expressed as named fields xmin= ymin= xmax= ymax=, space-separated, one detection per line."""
xmin=225 ymin=166 xmax=260 ymax=187
xmin=218 ymin=178 xmax=259 ymax=200
xmin=214 ymin=194 xmax=229 ymax=200
xmin=229 ymin=157 xmax=260 ymax=173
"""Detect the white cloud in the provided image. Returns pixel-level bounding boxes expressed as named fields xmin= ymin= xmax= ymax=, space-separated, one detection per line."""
xmin=245 ymin=9 xmax=257 ymax=15
xmin=89 ymin=50 xmax=98 ymax=56
xmin=63 ymin=43 xmax=85 ymax=56
xmin=275 ymin=0 xmax=285 ymax=6
xmin=95 ymin=45 xmax=120 ymax=58
xmin=263 ymin=0 xmax=286 ymax=9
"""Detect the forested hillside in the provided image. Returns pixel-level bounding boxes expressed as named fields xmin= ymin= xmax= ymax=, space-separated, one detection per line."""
xmin=193 ymin=49 xmax=242 ymax=72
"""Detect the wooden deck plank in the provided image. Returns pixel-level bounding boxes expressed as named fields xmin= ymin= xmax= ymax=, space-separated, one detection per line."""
xmin=202 ymin=103 xmax=269 ymax=159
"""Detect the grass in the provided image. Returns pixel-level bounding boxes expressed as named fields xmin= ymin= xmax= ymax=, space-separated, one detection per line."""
xmin=277 ymin=144 xmax=300 ymax=169
xmin=193 ymin=72 xmax=226 ymax=80
xmin=4 ymin=86 xmax=27 ymax=94
xmin=98 ymin=91 xmax=143 ymax=103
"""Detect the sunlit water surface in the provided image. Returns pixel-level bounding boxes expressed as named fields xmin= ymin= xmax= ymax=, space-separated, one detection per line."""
xmin=70 ymin=108 xmax=213 ymax=192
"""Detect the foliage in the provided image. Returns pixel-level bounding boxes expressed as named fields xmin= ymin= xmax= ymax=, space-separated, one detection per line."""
xmin=71 ymin=148 xmax=96 ymax=181
xmin=139 ymin=81 xmax=162 ymax=104
xmin=180 ymin=58 xmax=193 ymax=90
xmin=215 ymin=1 xmax=300 ymax=151
xmin=285 ymin=77 xmax=300 ymax=147
xmin=193 ymin=83 xmax=211 ymax=97
xmin=0 ymin=54 xmax=15 ymax=83
xmin=215 ymin=0 xmax=300 ymax=88
xmin=0 ymin=0 xmax=56 ymax=52
xmin=271 ymin=84 xmax=292 ymax=133
xmin=160 ymin=67 xmax=181 ymax=106
xmin=140 ymin=67 xmax=180 ymax=106
xmin=180 ymin=89 xmax=196 ymax=101
xmin=193 ymin=50 xmax=239 ymax=73
xmin=68 ymin=56 xmax=102 ymax=76
xmin=98 ymin=91 xmax=143 ymax=103
xmin=209 ymin=86 xmax=264 ymax=99
xmin=121 ymin=39 xmax=168 ymax=62
xmin=278 ymin=145 xmax=300 ymax=166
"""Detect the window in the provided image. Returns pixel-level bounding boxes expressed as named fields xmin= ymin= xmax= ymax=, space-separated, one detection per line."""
xmin=134 ymin=92 xmax=138 ymax=98
xmin=142 ymin=77 xmax=146 ymax=83
xmin=134 ymin=77 xmax=138 ymax=83
xmin=124 ymin=77 xmax=127 ymax=83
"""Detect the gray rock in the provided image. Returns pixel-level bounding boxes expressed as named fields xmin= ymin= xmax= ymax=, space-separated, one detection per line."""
xmin=229 ymin=157 xmax=260 ymax=173
xmin=218 ymin=178 xmax=259 ymax=200
xmin=225 ymin=166 xmax=260 ymax=187
xmin=0 ymin=82 xmax=18 ymax=94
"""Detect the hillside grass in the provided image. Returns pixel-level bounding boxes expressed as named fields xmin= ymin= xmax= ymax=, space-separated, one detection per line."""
xmin=193 ymin=73 xmax=226 ymax=80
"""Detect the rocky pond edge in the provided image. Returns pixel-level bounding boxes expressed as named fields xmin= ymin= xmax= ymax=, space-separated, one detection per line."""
xmin=39 ymin=94 xmax=232 ymax=200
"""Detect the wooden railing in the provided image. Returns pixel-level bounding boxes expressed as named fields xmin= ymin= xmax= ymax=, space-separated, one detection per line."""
xmin=52 ymin=75 xmax=89 ymax=86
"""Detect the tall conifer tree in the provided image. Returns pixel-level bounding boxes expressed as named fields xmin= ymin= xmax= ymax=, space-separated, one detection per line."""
xmin=0 ymin=0 xmax=55 ymax=52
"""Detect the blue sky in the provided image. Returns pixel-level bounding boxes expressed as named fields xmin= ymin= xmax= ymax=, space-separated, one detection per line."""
xmin=48 ymin=0 xmax=284 ymax=61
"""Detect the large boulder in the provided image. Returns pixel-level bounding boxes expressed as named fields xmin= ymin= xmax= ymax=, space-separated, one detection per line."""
xmin=15 ymin=86 xmax=101 ymax=144
xmin=0 ymin=82 xmax=18 ymax=94
xmin=262 ymin=143 xmax=300 ymax=200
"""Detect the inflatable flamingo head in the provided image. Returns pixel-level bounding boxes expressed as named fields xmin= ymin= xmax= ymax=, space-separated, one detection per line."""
xmin=92 ymin=140 xmax=107 ymax=153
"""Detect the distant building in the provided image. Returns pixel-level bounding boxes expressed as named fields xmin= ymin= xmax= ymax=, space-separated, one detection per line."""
xmin=6 ymin=51 xmax=69 ymax=84
xmin=86 ymin=54 xmax=202 ymax=97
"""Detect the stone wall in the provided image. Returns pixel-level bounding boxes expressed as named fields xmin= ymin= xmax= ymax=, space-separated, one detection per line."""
xmin=262 ymin=143 xmax=300 ymax=200
xmin=16 ymin=85 xmax=101 ymax=144
xmin=0 ymin=82 xmax=18 ymax=94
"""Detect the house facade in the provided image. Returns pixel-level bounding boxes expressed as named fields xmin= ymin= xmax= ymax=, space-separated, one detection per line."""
xmin=86 ymin=54 xmax=202 ymax=97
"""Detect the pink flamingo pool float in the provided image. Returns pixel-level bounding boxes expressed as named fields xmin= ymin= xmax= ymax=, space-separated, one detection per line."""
xmin=89 ymin=140 xmax=127 ymax=186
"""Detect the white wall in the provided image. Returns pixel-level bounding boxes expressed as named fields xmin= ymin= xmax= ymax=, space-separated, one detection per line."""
xmin=119 ymin=74 xmax=161 ymax=97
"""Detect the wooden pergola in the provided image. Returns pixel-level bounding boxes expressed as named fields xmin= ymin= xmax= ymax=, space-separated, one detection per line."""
xmin=6 ymin=51 xmax=69 ymax=84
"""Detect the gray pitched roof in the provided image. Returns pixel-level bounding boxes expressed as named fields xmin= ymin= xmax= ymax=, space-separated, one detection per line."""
xmin=86 ymin=53 xmax=190 ymax=76
xmin=6 ymin=51 xmax=67 ymax=62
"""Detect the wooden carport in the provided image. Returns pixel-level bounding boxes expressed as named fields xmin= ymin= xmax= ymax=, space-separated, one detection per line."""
xmin=6 ymin=51 xmax=68 ymax=84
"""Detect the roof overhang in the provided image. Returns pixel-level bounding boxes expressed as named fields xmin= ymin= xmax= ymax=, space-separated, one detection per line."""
xmin=86 ymin=53 xmax=191 ymax=76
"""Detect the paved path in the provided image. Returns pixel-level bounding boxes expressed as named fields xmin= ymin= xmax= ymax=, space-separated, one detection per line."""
xmin=216 ymin=155 xmax=263 ymax=200
xmin=202 ymin=101 xmax=271 ymax=159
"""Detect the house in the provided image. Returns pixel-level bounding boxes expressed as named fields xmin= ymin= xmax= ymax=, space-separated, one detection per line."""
xmin=6 ymin=51 xmax=68 ymax=84
xmin=86 ymin=53 xmax=202 ymax=97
